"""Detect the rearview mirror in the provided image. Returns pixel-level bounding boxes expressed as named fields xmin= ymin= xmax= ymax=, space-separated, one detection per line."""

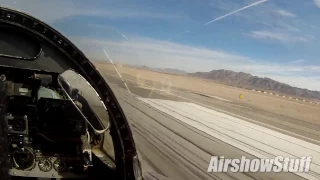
xmin=57 ymin=69 xmax=110 ymax=134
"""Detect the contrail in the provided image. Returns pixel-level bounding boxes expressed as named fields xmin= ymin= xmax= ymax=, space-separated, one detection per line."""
xmin=116 ymin=29 xmax=129 ymax=41
xmin=102 ymin=49 xmax=131 ymax=93
xmin=165 ymin=0 xmax=267 ymax=42
xmin=204 ymin=0 xmax=267 ymax=25
xmin=104 ymin=29 xmax=131 ymax=92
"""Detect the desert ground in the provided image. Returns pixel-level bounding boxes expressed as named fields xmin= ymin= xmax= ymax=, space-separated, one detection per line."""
xmin=93 ymin=62 xmax=320 ymax=180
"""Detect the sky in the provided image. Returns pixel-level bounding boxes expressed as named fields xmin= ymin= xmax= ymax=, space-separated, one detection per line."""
xmin=1 ymin=0 xmax=320 ymax=90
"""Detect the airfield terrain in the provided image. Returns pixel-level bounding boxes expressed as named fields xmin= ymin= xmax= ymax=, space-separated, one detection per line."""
xmin=95 ymin=62 xmax=320 ymax=180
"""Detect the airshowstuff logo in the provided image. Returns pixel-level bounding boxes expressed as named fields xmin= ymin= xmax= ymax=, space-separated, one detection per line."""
xmin=207 ymin=156 xmax=312 ymax=173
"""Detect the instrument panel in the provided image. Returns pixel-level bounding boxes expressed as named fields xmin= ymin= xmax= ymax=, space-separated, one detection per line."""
xmin=8 ymin=154 xmax=88 ymax=178
xmin=0 ymin=66 xmax=91 ymax=178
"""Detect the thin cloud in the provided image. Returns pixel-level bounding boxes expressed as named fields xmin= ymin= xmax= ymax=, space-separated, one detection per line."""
xmin=282 ymin=24 xmax=300 ymax=32
xmin=275 ymin=9 xmax=296 ymax=18
xmin=262 ymin=21 xmax=300 ymax=33
xmin=305 ymin=34 xmax=316 ymax=40
xmin=314 ymin=0 xmax=320 ymax=8
xmin=207 ymin=0 xmax=308 ymax=46
xmin=1 ymin=0 xmax=182 ymax=23
xmin=212 ymin=0 xmax=315 ymax=47
xmin=288 ymin=59 xmax=305 ymax=64
xmin=249 ymin=31 xmax=309 ymax=43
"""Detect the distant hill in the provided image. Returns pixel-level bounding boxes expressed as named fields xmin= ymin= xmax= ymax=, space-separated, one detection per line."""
xmin=149 ymin=67 xmax=187 ymax=75
xmin=189 ymin=69 xmax=320 ymax=100
xmin=133 ymin=65 xmax=188 ymax=75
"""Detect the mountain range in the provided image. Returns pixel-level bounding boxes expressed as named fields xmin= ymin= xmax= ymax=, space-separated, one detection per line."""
xmin=189 ymin=69 xmax=320 ymax=100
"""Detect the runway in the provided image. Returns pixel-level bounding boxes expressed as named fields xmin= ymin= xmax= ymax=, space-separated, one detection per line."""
xmin=99 ymin=71 xmax=320 ymax=180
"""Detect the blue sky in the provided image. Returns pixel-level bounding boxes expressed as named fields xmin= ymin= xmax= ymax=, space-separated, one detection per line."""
xmin=2 ymin=0 xmax=320 ymax=90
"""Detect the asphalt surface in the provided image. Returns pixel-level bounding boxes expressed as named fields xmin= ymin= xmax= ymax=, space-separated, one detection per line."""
xmin=98 ymin=71 xmax=320 ymax=180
